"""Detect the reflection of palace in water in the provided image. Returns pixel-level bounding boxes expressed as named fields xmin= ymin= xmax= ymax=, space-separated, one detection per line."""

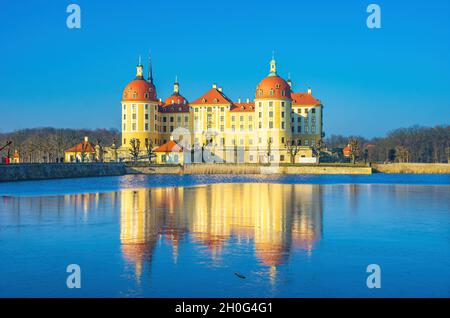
xmin=120 ymin=184 xmax=323 ymax=279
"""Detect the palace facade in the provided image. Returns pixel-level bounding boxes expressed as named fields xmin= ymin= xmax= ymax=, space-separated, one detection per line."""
xmin=120 ymin=56 xmax=324 ymax=163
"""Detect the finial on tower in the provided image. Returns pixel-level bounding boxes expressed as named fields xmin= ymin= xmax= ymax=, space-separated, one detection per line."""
xmin=287 ymin=72 xmax=292 ymax=88
xmin=136 ymin=55 xmax=144 ymax=78
xmin=174 ymin=75 xmax=179 ymax=94
xmin=269 ymin=51 xmax=277 ymax=76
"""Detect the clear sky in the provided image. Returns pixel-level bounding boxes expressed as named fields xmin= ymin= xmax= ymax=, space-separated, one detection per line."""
xmin=0 ymin=0 xmax=449 ymax=137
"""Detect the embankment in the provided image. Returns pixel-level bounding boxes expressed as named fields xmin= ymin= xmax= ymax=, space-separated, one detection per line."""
xmin=0 ymin=163 xmax=126 ymax=182
xmin=126 ymin=164 xmax=373 ymax=175
xmin=372 ymin=163 xmax=450 ymax=174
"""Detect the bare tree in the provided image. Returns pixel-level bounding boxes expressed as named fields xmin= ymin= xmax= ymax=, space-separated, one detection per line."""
xmin=129 ymin=138 xmax=140 ymax=163
xmin=395 ymin=145 xmax=410 ymax=163
xmin=285 ymin=139 xmax=300 ymax=164
xmin=312 ymin=139 xmax=325 ymax=164
xmin=145 ymin=139 xmax=156 ymax=163
xmin=348 ymin=138 xmax=360 ymax=164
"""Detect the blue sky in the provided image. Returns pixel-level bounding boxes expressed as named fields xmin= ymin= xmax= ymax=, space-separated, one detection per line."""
xmin=0 ymin=0 xmax=449 ymax=137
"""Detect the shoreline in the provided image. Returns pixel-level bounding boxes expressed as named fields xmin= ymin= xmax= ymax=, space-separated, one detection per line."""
xmin=1 ymin=163 xmax=450 ymax=183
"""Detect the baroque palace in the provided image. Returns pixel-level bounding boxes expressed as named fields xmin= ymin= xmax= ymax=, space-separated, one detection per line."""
xmin=120 ymin=55 xmax=324 ymax=164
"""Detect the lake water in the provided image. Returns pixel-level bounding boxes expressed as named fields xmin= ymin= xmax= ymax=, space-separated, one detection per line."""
xmin=0 ymin=174 xmax=449 ymax=297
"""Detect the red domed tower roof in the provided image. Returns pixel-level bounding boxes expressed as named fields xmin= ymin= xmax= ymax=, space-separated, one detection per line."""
xmin=122 ymin=79 xmax=157 ymax=102
xmin=164 ymin=77 xmax=188 ymax=105
xmin=256 ymin=76 xmax=291 ymax=100
xmin=255 ymin=56 xmax=291 ymax=100
xmin=122 ymin=59 xmax=158 ymax=102
xmin=164 ymin=93 xmax=188 ymax=105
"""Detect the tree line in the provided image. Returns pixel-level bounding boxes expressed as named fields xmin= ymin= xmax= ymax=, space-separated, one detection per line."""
xmin=1 ymin=125 xmax=449 ymax=164
xmin=0 ymin=127 xmax=120 ymax=163
xmin=325 ymin=125 xmax=450 ymax=163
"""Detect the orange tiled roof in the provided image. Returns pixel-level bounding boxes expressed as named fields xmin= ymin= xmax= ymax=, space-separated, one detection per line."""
xmin=230 ymin=102 xmax=255 ymax=112
xmin=190 ymin=87 xmax=233 ymax=105
xmin=65 ymin=141 xmax=96 ymax=153
xmin=255 ymin=76 xmax=291 ymax=100
xmin=291 ymin=92 xmax=321 ymax=106
xmin=154 ymin=140 xmax=183 ymax=153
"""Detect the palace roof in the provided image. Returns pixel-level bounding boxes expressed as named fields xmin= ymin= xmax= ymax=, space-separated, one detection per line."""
xmin=291 ymin=92 xmax=321 ymax=106
xmin=230 ymin=102 xmax=255 ymax=112
xmin=190 ymin=87 xmax=233 ymax=105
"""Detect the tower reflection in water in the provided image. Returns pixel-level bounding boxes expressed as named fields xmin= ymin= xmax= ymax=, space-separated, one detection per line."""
xmin=120 ymin=184 xmax=323 ymax=280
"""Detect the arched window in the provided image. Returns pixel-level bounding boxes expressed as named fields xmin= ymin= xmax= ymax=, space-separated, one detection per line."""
xmin=269 ymin=89 xmax=274 ymax=96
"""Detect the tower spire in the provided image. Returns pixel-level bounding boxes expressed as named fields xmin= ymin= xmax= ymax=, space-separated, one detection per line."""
xmin=148 ymin=51 xmax=153 ymax=83
xmin=174 ymin=75 xmax=179 ymax=94
xmin=136 ymin=55 xmax=144 ymax=78
xmin=269 ymin=51 xmax=277 ymax=76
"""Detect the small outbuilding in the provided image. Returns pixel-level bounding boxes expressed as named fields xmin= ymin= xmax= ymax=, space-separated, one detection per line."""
xmin=64 ymin=137 xmax=96 ymax=163
xmin=154 ymin=140 xmax=184 ymax=164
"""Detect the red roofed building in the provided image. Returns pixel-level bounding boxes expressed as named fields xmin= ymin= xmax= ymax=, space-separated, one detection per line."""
xmin=64 ymin=137 xmax=97 ymax=162
xmin=119 ymin=54 xmax=324 ymax=164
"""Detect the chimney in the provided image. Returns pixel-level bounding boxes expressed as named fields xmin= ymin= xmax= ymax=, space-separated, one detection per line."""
xmin=212 ymin=83 xmax=217 ymax=89
xmin=218 ymin=87 xmax=223 ymax=92
xmin=246 ymin=98 xmax=250 ymax=103
xmin=238 ymin=98 xmax=241 ymax=103
xmin=308 ymin=87 xmax=312 ymax=95
xmin=84 ymin=136 xmax=89 ymax=142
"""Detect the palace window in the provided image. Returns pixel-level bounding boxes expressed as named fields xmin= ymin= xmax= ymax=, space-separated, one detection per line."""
xmin=249 ymin=116 xmax=253 ymax=121
xmin=145 ymin=114 xmax=149 ymax=120
xmin=281 ymin=111 xmax=285 ymax=118
xmin=269 ymin=122 xmax=273 ymax=129
xmin=240 ymin=116 xmax=244 ymax=121
xmin=240 ymin=125 xmax=244 ymax=132
xmin=170 ymin=117 xmax=174 ymax=122
xmin=232 ymin=125 xmax=236 ymax=132
xmin=145 ymin=123 xmax=149 ymax=131
xmin=185 ymin=116 xmax=189 ymax=122
xmin=282 ymin=122 xmax=285 ymax=129
xmin=232 ymin=116 xmax=235 ymax=121
xmin=132 ymin=114 xmax=136 ymax=120
xmin=281 ymin=101 xmax=285 ymax=107
xmin=132 ymin=123 xmax=136 ymax=131
xmin=123 ymin=105 xmax=126 ymax=110
xmin=269 ymin=111 xmax=273 ymax=118
xmin=298 ymin=126 xmax=301 ymax=133
xmin=220 ymin=125 xmax=224 ymax=132
xmin=123 ymin=124 xmax=126 ymax=131
xmin=123 ymin=138 xmax=126 ymax=145
xmin=259 ymin=112 xmax=262 ymax=118
xmin=123 ymin=114 xmax=126 ymax=120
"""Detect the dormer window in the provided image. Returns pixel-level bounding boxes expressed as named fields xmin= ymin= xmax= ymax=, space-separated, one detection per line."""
xmin=269 ymin=89 xmax=274 ymax=96
xmin=258 ymin=90 xmax=263 ymax=96
xmin=133 ymin=92 xmax=137 ymax=98
xmin=202 ymin=98 xmax=206 ymax=103
xmin=213 ymin=98 xmax=219 ymax=103
xmin=145 ymin=93 xmax=149 ymax=99
xmin=249 ymin=106 xmax=253 ymax=110
xmin=275 ymin=84 xmax=280 ymax=89
xmin=171 ymin=100 xmax=174 ymax=104
xmin=241 ymin=106 xmax=244 ymax=110
xmin=281 ymin=90 xmax=285 ymax=96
